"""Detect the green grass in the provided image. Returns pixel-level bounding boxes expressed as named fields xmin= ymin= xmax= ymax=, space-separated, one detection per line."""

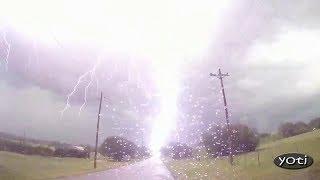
xmin=164 ymin=130 xmax=320 ymax=180
xmin=0 ymin=151 xmax=128 ymax=180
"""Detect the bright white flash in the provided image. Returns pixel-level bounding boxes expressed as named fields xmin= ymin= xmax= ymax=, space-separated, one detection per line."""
xmin=149 ymin=63 xmax=180 ymax=155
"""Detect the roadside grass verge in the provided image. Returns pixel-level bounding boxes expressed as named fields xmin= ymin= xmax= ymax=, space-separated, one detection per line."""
xmin=0 ymin=151 xmax=129 ymax=180
xmin=164 ymin=130 xmax=320 ymax=179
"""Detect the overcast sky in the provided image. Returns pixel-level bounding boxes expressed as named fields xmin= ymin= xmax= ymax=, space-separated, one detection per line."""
xmin=0 ymin=0 xmax=319 ymax=146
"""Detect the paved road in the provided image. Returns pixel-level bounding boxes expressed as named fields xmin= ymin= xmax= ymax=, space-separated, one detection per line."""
xmin=61 ymin=157 xmax=174 ymax=180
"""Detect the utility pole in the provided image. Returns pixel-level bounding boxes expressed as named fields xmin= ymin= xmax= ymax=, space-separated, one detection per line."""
xmin=210 ymin=68 xmax=233 ymax=165
xmin=94 ymin=91 xmax=103 ymax=169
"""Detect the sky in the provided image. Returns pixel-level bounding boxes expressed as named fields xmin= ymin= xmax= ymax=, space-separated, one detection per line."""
xmin=0 ymin=0 xmax=319 ymax=147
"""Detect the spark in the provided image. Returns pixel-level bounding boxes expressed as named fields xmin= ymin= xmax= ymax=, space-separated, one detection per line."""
xmin=1 ymin=30 xmax=11 ymax=71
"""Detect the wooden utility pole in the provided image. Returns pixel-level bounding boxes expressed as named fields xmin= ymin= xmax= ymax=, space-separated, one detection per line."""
xmin=210 ymin=68 xmax=233 ymax=165
xmin=94 ymin=92 xmax=103 ymax=169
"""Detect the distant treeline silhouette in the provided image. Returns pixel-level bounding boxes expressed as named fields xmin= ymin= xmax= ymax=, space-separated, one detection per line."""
xmin=0 ymin=138 xmax=55 ymax=156
xmin=278 ymin=117 xmax=320 ymax=138
xmin=0 ymin=137 xmax=90 ymax=158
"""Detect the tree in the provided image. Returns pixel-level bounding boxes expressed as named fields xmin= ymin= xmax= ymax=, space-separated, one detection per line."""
xmin=136 ymin=146 xmax=150 ymax=158
xmin=233 ymin=124 xmax=259 ymax=153
xmin=161 ymin=142 xmax=193 ymax=159
xmin=53 ymin=146 xmax=89 ymax=158
xmin=99 ymin=136 xmax=138 ymax=161
xmin=258 ymin=133 xmax=270 ymax=139
xmin=278 ymin=121 xmax=311 ymax=138
xmin=294 ymin=122 xmax=311 ymax=134
xmin=202 ymin=123 xmax=259 ymax=157
xmin=278 ymin=122 xmax=296 ymax=138
xmin=309 ymin=117 xmax=320 ymax=130
xmin=202 ymin=125 xmax=229 ymax=156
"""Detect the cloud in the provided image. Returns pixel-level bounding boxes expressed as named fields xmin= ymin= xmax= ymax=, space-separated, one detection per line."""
xmin=0 ymin=80 xmax=114 ymax=144
xmin=180 ymin=0 xmax=320 ymax=135
xmin=232 ymin=28 xmax=320 ymax=131
xmin=1 ymin=0 xmax=320 ymax=146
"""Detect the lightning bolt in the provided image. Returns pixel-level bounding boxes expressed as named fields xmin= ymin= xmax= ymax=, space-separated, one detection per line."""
xmin=60 ymin=70 xmax=90 ymax=118
xmin=1 ymin=30 xmax=11 ymax=71
xmin=78 ymin=62 xmax=98 ymax=116
xmin=60 ymin=57 xmax=101 ymax=118
xmin=52 ymin=30 xmax=103 ymax=118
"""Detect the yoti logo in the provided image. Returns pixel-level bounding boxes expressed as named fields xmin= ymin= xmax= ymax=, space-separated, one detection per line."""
xmin=274 ymin=153 xmax=313 ymax=169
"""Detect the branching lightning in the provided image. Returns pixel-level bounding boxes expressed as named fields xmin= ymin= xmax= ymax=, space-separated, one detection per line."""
xmin=52 ymin=29 xmax=103 ymax=118
xmin=79 ymin=64 xmax=97 ymax=116
xmin=60 ymin=58 xmax=101 ymax=118
xmin=60 ymin=71 xmax=89 ymax=118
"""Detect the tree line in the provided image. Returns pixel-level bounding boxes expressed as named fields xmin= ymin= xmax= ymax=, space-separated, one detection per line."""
xmin=159 ymin=117 xmax=320 ymax=160
xmin=1 ymin=117 xmax=319 ymax=161
xmin=278 ymin=117 xmax=320 ymax=138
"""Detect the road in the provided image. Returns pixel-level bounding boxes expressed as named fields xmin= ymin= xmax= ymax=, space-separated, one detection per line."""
xmin=61 ymin=157 xmax=174 ymax=180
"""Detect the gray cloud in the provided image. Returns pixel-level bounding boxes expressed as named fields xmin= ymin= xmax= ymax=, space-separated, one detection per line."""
xmin=180 ymin=0 xmax=320 ymax=137
xmin=0 ymin=0 xmax=320 ymax=146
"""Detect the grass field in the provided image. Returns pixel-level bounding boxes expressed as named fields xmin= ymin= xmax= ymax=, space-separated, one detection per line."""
xmin=0 ymin=151 xmax=128 ymax=180
xmin=164 ymin=129 xmax=320 ymax=180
